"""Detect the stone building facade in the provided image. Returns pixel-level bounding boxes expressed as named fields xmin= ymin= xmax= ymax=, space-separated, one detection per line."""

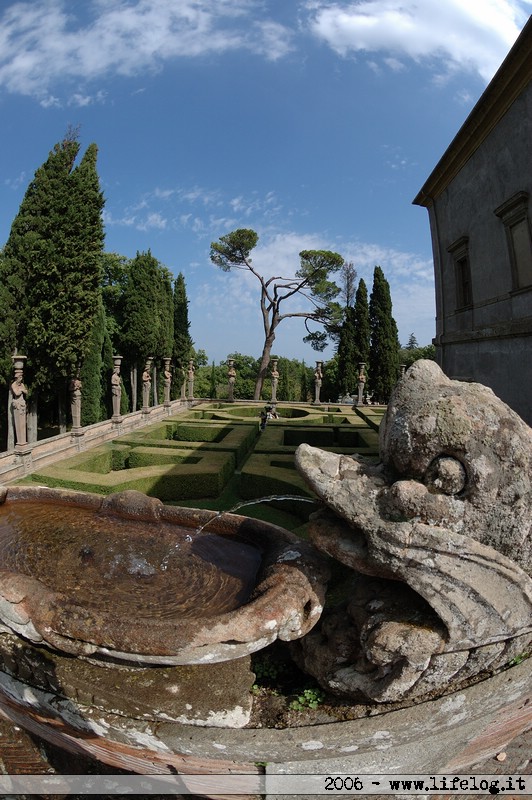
xmin=414 ymin=17 xmax=532 ymax=425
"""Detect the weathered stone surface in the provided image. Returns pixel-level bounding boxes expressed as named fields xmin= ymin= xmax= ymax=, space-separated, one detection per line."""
xmin=0 ymin=651 xmax=529 ymax=778
xmin=381 ymin=359 xmax=532 ymax=573
xmin=0 ymin=632 xmax=255 ymax=728
xmin=295 ymin=360 xmax=532 ymax=702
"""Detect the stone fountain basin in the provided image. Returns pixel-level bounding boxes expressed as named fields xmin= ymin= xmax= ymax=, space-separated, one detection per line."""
xmin=0 ymin=485 xmax=328 ymax=665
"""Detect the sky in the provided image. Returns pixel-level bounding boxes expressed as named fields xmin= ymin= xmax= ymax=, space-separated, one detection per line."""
xmin=1 ymin=1 xmax=531 ymax=365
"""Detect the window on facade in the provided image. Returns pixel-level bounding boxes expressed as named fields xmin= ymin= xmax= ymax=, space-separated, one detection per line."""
xmin=447 ymin=236 xmax=472 ymax=309
xmin=494 ymin=191 xmax=532 ymax=290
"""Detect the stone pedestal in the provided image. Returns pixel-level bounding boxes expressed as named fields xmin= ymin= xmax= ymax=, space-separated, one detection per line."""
xmin=14 ymin=444 xmax=33 ymax=474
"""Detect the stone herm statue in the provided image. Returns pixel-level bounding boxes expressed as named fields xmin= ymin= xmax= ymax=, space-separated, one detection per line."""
xmin=314 ymin=361 xmax=323 ymax=404
xmin=11 ymin=356 xmax=28 ymax=447
xmin=187 ymin=359 xmax=195 ymax=401
xmin=163 ymin=358 xmax=172 ymax=405
xmin=227 ymin=359 xmax=236 ymax=402
xmin=270 ymin=359 xmax=279 ymax=404
xmin=69 ymin=374 xmax=82 ymax=430
xmin=111 ymin=356 xmax=122 ymax=419
xmin=294 ymin=360 xmax=532 ymax=703
xmin=142 ymin=359 xmax=152 ymax=411
xmin=355 ymin=361 xmax=366 ymax=406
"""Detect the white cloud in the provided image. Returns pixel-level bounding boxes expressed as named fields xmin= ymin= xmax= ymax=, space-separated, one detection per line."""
xmin=4 ymin=170 xmax=26 ymax=189
xmin=0 ymin=0 xmax=294 ymax=99
xmin=306 ymin=0 xmax=530 ymax=82
xmin=137 ymin=211 xmax=167 ymax=231
xmin=39 ymin=94 xmax=61 ymax=108
xmin=103 ymin=207 xmax=167 ymax=231
xmin=67 ymin=89 xmax=107 ymax=106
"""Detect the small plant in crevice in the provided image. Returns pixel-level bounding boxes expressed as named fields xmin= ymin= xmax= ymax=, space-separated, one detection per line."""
xmin=252 ymin=652 xmax=284 ymax=685
xmin=250 ymin=643 xmax=303 ymax=692
xmin=508 ymin=649 xmax=530 ymax=667
xmin=289 ymin=687 xmax=325 ymax=711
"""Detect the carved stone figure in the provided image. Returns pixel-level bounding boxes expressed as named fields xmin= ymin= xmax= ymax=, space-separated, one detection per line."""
xmin=314 ymin=361 xmax=323 ymax=404
xmin=270 ymin=359 xmax=279 ymax=404
xmin=294 ymin=360 xmax=532 ymax=703
xmin=111 ymin=356 xmax=122 ymax=419
xmin=142 ymin=359 xmax=152 ymax=411
xmin=69 ymin=375 xmax=82 ymax=430
xmin=355 ymin=362 xmax=366 ymax=406
xmin=187 ymin=359 xmax=195 ymax=400
xmin=227 ymin=359 xmax=236 ymax=402
xmin=163 ymin=358 xmax=172 ymax=405
xmin=11 ymin=357 xmax=28 ymax=447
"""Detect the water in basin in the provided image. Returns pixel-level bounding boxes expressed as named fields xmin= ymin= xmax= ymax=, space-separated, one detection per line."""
xmin=0 ymin=499 xmax=262 ymax=619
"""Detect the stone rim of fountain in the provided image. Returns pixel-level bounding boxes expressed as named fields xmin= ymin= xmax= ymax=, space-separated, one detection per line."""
xmin=0 ymin=485 xmax=329 ymax=665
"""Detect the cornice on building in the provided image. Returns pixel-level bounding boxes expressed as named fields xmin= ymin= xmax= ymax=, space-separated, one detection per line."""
xmin=413 ymin=16 xmax=532 ymax=208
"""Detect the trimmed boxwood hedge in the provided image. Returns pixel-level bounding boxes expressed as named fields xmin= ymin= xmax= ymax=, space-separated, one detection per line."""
xmin=26 ymin=446 xmax=235 ymax=501
xmin=127 ymin=447 xmax=201 ymax=468
xmin=240 ymin=454 xmax=318 ymax=517
xmin=17 ymin=405 xmax=381 ymax=510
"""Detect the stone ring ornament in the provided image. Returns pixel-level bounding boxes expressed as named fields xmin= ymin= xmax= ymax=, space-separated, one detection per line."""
xmin=0 ymin=487 xmax=329 ymax=665
xmin=294 ymin=360 xmax=532 ymax=702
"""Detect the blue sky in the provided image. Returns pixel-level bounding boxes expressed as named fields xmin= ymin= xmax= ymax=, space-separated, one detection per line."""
xmin=1 ymin=1 xmax=531 ymax=364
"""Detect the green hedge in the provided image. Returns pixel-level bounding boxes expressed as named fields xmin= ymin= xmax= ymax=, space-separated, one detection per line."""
xmin=240 ymin=454 xmax=318 ymax=517
xmin=283 ymin=428 xmax=335 ymax=447
xmin=354 ymin=407 xmax=386 ymax=431
xmin=27 ymin=449 xmax=236 ymax=501
xmin=128 ymin=447 xmax=201 ymax=468
xmin=117 ymin=422 xmax=257 ymax=466
xmin=173 ymin=423 xmax=229 ymax=442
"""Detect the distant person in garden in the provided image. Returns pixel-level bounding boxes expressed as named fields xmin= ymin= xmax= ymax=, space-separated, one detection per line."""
xmin=260 ymin=410 xmax=268 ymax=431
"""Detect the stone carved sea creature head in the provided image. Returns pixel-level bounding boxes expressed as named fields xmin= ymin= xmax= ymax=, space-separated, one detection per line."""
xmin=294 ymin=361 xmax=532 ymax=702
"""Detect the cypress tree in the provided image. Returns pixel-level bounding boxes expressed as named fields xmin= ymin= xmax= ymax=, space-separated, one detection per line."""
xmin=119 ymin=251 xmax=163 ymax=409
xmin=157 ymin=267 xmax=175 ymax=360
xmin=101 ymin=252 xmax=129 ymax=349
xmin=118 ymin=251 xmax=162 ymax=361
xmin=0 ymin=249 xmax=17 ymax=385
xmin=353 ymin=278 xmax=371 ymax=369
xmin=336 ymin=306 xmax=358 ymax=398
xmin=368 ymin=266 xmax=400 ymax=403
xmin=300 ymin=362 xmax=309 ymax=402
xmin=80 ymin=299 xmax=108 ymax=426
xmin=1 ymin=135 xmax=104 ymax=405
xmin=172 ymin=272 xmax=193 ymax=399
xmin=153 ymin=265 xmax=174 ymax=403
xmin=0 ymin=135 xmax=105 ymax=439
xmin=0 ymin=247 xmax=17 ymax=449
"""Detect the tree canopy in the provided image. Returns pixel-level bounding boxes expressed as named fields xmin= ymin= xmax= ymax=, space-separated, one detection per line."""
xmin=210 ymin=228 xmax=344 ymax=399
xmin=368 ymin=266 xmax=400 ymax=403
xmin=0 ymin=134 xmax=105 ymax=419
xmin=172 ymin=272 xmax=193 ymax=398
